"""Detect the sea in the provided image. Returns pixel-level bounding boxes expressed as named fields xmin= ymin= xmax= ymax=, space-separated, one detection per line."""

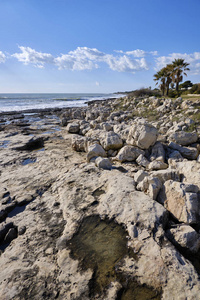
xmin=0 ymin=93 xmax=124 ymax=113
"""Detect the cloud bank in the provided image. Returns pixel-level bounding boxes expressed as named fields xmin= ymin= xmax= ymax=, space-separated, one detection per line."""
xmin=11 ymin=46 xmax=150 ymax=73
xmin=12 ymin=46 xmax=54 ymax=68
xmin=1 ymin=46 xmax=200 ymax=75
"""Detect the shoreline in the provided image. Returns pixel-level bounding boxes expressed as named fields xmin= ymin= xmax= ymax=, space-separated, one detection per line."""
xmin=0 ymin=94 xmax=200 ymax=299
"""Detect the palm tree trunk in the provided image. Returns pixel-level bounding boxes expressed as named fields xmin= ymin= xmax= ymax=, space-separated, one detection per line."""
xmin=176 ymin=81 xmax=179 ymax=91
xmin=166 ymin=84 xmax=169 ymax=96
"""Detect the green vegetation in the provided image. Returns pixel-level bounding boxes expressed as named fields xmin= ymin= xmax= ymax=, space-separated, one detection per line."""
xmin=154 ymin=58 xmax=190 ymax=96
xmin=126 ymin=87 xmax=161 ymax=98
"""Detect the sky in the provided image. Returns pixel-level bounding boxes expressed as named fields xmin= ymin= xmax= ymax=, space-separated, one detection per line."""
xmin=0 ymin=0 xmax=200 ymax=93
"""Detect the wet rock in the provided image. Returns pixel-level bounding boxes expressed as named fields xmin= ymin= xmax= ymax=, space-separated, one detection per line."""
xmin=127 ymin=121 xmax=158 ymax=149
xmin=114 ymin=145 xmax=144 ymax=163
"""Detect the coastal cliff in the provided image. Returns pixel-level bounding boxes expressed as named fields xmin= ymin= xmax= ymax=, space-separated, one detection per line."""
xmin=0 ymin=95 xmax=200 ymax=299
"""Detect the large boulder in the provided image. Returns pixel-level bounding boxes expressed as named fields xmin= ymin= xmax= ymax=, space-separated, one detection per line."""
xmin=100 ymin=131 xmax=123 ymax=151
xmin=158 ymin=180 xmax=199 ymax=224
xmin=168 ymin=131 xmax=198 ymax=146
xmin=87 ymin=143 xmax=106 ymax=162
xmin=114 ymin=145 xmax=144 ymax=163
xmin=71 ymin=135 xmax=87 ymax=152
xmin=127 ymin=122 xmax=158 ymax=149
xmin=150 ymin=142 xmax=165 ymax=162
xmin=95 ymin=157 xmax=112 ymax=170
xmin=66 ymin=122 xmax=80 ymax=134
xmin=169 ymin=142 xmax=198 ymax=160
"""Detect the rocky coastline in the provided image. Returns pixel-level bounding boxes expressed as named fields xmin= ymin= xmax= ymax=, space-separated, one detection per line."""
xmin=1 ymin=95 xmax=200 ymax=299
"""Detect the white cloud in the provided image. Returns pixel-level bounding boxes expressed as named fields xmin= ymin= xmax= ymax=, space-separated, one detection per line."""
xmin=115 ymin=49 xmax=158 ymax=57
xmin=55 ymin=47 xmax=149 ymax=73
xmin=12 ymin=46 xmax=54 ymax=68
xmin=10 ymin=46 xmax=152 ymax=73
xmin=0 ymin=51 xmax=6 ymax=63
xmin=105 ymin=55 xmax=149 ymax=73
xmin=54 ymin=47 xmax=101 ymax=70
xmin=125 ymin=49 xmax=146 ymax=57
xmin=155 ymin=52 xmax=200 ymax=75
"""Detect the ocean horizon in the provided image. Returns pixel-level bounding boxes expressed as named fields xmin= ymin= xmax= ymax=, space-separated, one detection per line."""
xmin=0 ymin=93 xmax=124 ymax=113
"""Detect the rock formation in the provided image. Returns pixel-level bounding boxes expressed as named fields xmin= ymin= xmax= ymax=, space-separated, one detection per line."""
xmin=0 ymin=95 xmax=200 ymax=299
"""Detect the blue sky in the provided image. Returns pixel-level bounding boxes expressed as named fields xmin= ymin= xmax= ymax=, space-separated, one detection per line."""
xmin=0 ymin=0 xmax=200 ymax=93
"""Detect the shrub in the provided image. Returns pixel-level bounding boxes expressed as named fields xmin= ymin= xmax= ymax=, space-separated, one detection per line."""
xmin=168 ymin=89 xmax=179 ymax=98
xmin=128 ymin=88 xmax=161 ymax=98
xmin=189 ymin=84 xmax=200 ymax=94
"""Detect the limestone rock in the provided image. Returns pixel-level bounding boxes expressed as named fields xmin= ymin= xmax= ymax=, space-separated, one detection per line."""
xmin=66 ymin=122 xmax=80 ymax=133
xmin=95 ymin=157 xmax=112 ymax=170
xmin=168 ymin=160 xmax=200 ymax=189
xmin=136 ymin=154 xmax=149 ymax=167
xmin=169 ymin=142 xmax=198 ymax=160
xmin=71 ymin=135 xmax=87 ymax=152
xmin=87 ymin=143 xmax=106 ymax=162
xmin=150 ymin=142 xmax=165 ymax=162
xmin=168 ymin=131 xmax=198 ymax=146
xmin=115 ymin=145 xmax=144 ymax=163
xmin=166 ymin=225 xmax=200 ymax=253
xmin=150 ymin=168 xmax=180 ymax=184
xmin=148 ymin=160 xmax=168 ymax=171
xmin=127 ymin=122 xmax=158 ymax=149
xmin=158 ymin=180 xmax=199 ymax=224
xmin=100 ymin=131 xmax=123 ymax=151
xmin=134 ymin=170 xmax=148 ymax=183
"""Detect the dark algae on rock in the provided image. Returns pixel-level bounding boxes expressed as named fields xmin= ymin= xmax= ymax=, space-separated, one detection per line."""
xmin=67 ymin=215 xmax=161 ymax=299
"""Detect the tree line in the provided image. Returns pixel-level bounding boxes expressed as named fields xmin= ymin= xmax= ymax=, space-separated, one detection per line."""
xmin=153 ymin=59 xmax=190 ymax=96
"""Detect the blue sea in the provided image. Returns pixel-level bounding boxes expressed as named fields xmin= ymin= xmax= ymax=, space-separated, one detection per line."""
xmin=0 ymin=93 xmax=123 ymax=112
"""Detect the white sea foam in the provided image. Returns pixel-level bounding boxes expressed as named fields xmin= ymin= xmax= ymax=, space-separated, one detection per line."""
xmin=0 ymin=93 xmax=124 ymax=112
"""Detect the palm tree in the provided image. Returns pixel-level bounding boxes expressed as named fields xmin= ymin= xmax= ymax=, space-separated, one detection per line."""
xmin=153 ymin=68 xmax=167 ymax=96
xmin=171 ymin=59 xmax=190 ymax=92
xmin=164 ymin=64 xmax=174 ymax=96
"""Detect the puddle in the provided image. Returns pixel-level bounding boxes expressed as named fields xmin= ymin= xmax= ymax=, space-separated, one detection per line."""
xmin=67 ymin=215 xmax=160 ymax=298
xmin=21 ymin=158 xmax=37 ymax=166
xmin=67 ymin=215 xmax=129 ymax=295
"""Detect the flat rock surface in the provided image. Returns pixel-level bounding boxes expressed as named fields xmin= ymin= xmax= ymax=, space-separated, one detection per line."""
xmin=0 ymin=104 xmax=200 ymax=300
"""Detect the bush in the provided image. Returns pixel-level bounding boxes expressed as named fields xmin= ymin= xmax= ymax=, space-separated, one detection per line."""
xmin=168 ymin=89 xmax=179 ymax=98
xmin=189 ymin=84 xmax=200 ymax=94
xmin=127 ymin=88 xmax=161 ymax=98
